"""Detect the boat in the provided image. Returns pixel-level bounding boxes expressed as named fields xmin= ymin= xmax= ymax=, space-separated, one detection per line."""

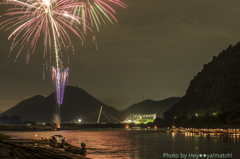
xmin=34 ymin=138 xmax=49 ymax=145
xmin=36 ymin=135 xmax=86 ymax=156
xmin=164 ymin=128 xmax=173 ymax=133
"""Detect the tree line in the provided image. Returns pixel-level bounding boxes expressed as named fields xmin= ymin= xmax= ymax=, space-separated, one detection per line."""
xmin=0 ymin=115 xmax=36 ymax=125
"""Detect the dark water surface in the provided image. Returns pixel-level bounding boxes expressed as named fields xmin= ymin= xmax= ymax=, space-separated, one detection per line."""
xmin=2 ymin=128 xmax=240 ymax=159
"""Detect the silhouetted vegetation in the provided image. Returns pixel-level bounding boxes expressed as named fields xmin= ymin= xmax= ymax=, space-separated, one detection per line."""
xmin=22 ymin=120 xmax=36 ymax=125
xmin=0 ymin=115 xmax=37 ymax=125
xmin=164 ymin=42 xmax=240 ymax=127
xmin=0 ymin=134 xmax=11 ymax=140
xmin=170 ymin=109 xmax=240 ymax=127
xmin=0 ymin=115 xmax=22 ymax=124
xmin=153 ymin=117 xmax=168 ymax=127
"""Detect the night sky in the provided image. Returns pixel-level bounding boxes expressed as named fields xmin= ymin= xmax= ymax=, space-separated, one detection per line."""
xmin=0 ymin=0 xmax=240 ymax=112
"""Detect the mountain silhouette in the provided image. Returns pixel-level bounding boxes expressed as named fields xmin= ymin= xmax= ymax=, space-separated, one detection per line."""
xmin=164 ymin=43 xmax=240 ymax=120
xmin=2 ymin=95 xmax=46 ymax=118
xmin=1 ymin=86 xmax=120 ymax=122
xmin=120 ymin=97 xmax=180 ymax=120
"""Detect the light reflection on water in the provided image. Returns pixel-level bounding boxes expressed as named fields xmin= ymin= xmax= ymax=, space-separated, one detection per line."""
xmin=1 ymin=129 xmax=240 ymax=159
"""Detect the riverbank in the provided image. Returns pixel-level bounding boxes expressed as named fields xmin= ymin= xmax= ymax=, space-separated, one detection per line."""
xmin=0 ymin=133 xmax=88 ymax=159
xmin=0 ymin=123 xmax=153 ymax=131
xmin=0 ymin=134 xmax=10 ymax=140
xmin=0 ymin=124 xmax=55 ymax=131
xmin=0 ymin=141 xmax=89 ymax=159
xmin=1 ymin=123 xmax=239 ymax=131
xmin=171 ymin=124 xmax=240 ymax=129
xmin=165 ymin=127 xmax=240 ymax=135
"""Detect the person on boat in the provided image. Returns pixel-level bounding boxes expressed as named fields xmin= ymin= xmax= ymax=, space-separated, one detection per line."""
xmin=61 ymin=138 xmax=65 ymax=146
xmin=61 ymin=139 xmax=65 ymax=148
xmin=52 ymin=135 xmax=57 ymax=142
xmin=81 ymin=143 xmax=86 ymax=156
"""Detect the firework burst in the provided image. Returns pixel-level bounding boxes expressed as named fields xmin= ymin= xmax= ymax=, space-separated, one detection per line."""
xmin=0 ymin=0 xmax=126 ymax=127
xmin=0 ymin=0 xmax=88 ymax=65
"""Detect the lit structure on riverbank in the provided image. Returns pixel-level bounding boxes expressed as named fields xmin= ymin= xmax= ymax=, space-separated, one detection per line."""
xmin=124 ymin=114 xmax=156 ymax=124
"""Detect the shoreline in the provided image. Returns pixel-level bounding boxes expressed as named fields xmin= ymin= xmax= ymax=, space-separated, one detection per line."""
xmin=0 ymin=133 xmax=88 ymax=158
xmin=0 ymin=123 xmax=240 ymax=131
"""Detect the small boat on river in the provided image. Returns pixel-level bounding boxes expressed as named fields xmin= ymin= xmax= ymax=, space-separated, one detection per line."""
xmin=164 ymin=129 xmax=172 ymax=133
xmin=164 ymin=127 xmax=173 ymax=133
xmin=35 ymin=135 xmax=86 ymax=156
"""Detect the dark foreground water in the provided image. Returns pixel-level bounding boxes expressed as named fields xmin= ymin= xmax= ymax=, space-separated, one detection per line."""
xmin=1 ymin=128 xmax=240 ymax=159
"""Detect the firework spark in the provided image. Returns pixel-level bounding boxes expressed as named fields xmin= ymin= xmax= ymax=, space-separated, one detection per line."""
xmin=71 ymin=0 xmax=127 ymax=34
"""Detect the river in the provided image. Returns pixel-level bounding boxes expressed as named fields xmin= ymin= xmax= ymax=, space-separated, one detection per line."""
xmin=1 ymin=128 xmax=239 ymax=159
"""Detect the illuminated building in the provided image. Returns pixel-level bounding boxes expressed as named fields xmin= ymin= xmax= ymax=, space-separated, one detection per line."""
xmin=124 ymin=114 xmax=156 ymax=124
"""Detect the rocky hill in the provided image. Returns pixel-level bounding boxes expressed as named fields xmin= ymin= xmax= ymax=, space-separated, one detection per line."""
xmin=164 ymin=43 xmax=240 ymax=121
xmin=120 ymin=97 xmax=180 ymax=120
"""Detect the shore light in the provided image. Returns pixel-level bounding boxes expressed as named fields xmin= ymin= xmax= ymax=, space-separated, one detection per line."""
xmin=78 ymin=119 xmax=81 ymax=122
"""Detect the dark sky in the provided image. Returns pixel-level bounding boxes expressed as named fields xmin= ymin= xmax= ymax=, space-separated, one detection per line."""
xmin=1 ymin=0 xmax=240 ymax=112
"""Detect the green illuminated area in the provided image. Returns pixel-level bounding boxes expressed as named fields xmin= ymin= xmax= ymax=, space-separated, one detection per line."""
xmin=137 ymin=119 xmax=154 ymax=124
xmin=124 ymin=114 xmax=156 ymax=124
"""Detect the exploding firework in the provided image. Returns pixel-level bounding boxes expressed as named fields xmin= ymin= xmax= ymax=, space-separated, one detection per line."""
xmin=0 ymin=0 xmax=87 ymax=66
xmin=0 ymin=0 xmax=126 ymax=127
xmin=0 ymin=0 xmax=126 ymax=59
